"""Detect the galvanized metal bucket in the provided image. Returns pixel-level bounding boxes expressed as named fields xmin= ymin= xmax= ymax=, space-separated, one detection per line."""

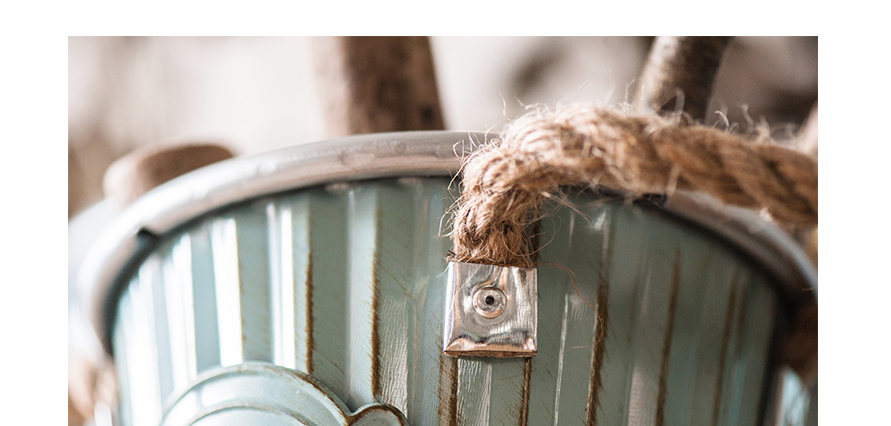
xmin=78 ymin=131 xmax=816 ymax=426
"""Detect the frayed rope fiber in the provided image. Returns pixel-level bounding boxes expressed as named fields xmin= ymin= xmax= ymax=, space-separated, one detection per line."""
xmin=449 ymin=104 xmax=818 ymax=268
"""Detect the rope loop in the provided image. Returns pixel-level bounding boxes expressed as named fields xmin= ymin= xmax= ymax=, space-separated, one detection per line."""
xmin=449 ymin=104 xmax=818 ymax=268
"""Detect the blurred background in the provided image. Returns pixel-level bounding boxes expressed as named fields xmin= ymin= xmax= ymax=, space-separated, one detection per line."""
xmin=68 ymin=36 xmax=817 ymax=219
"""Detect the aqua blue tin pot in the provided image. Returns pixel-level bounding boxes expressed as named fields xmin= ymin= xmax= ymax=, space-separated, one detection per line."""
xmin=78 ymin=132 xmax=816 ymax=426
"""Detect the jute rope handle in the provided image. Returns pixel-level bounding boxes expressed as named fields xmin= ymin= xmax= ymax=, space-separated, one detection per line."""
xmin=449 ymin=103 xmax=818 ymax=382
xmin=449 ymin=104 xmax=817 ymax=269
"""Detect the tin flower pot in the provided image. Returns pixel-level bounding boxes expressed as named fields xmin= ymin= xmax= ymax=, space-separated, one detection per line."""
xmin=78 ymin=131 xmax=816 ymax=426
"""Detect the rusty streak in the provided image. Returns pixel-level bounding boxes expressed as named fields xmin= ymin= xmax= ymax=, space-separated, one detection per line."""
xmin=586 ymin=214 xmax=613 ymax=426
xmin=655 ymin=249 xmax=683 ymax=426
xmin=449 ymin=358 xmax=458 ymax=426
xmin=305 ymin=253 xmax=314 ymax=375
xmin=348 ymin=404 xmax=409 ymax=425
xmin=371 ymin=267 xmax=382 ymax=398
xmin=711 ymin=271 xmax=740 ymax=426
xmin=586 ymin=277 xmax=610 ymax=425
xmin=437 ymin=355 xmax=459 ymax=426
xmin=519 ymin=357 xmax=532 ymax=426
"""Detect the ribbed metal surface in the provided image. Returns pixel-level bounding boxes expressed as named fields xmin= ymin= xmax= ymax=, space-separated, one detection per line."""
xmin=113 ymin=177 xmax=782 ymax=426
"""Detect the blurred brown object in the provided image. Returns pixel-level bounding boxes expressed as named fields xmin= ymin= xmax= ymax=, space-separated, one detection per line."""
xmin=806 ymin=227 xmax=818 ymax=266
xmin=636 ymin=36 xmax=733 ymax=121
xmin=312 ymin=36 xmax=445 ymax=136
xmin=779 ymin=302 xmax=818 ymax=385
xmin=707 ymin=37 xmax=817 ymax=131
xmin=69 ymin=351 xmax=117 ymax=426
xmin=68 ymin=394 xmax=86 ymax=426
xmin=69 ymin=134 xmax=117 ymax=218
xmin=68 ymin=352 xmax=94 ymax=425
xmin=103 ymin=143 xmax=234 ymax=209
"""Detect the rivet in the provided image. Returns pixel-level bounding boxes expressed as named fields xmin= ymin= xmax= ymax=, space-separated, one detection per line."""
xmin=472 ymin=286 xmax=506 ymax=318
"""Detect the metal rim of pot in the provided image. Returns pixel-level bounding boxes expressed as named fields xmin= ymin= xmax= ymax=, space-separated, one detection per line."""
xmin=76 ymin=130 xmax=818 ymax=357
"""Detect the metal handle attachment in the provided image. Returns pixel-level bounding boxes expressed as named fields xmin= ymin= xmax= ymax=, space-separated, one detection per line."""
xmin=443 ymin=262 xmax=538 ymax=358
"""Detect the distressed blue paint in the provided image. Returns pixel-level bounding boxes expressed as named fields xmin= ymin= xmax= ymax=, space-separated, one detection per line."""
xmin=113 ymin=178 xmax=788 ymax=426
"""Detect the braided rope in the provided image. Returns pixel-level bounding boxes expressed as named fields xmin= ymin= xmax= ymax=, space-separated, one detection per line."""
xmin=450 ymin=104 xmax=818 ymax=268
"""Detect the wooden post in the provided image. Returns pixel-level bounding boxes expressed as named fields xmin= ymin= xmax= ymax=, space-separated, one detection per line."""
xmin=636 ymin=36 xmax=733 ymax=122
xmin=103 ymin=143 xmax=234 ymax=209
xmin=312 ymin=36 xmax=445 ymax=137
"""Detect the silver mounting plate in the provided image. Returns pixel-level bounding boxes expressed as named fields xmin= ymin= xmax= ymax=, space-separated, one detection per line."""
xmin=443 ymin=262 xmax=538 ymax=358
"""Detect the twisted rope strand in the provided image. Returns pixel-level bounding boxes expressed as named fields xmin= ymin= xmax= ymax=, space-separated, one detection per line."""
xmin=450 ymin=104 xmax=818 ymax=268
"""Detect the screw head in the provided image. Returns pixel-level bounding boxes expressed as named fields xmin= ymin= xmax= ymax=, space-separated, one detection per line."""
xmin=472 ymin=286 xmax=507 ymax=318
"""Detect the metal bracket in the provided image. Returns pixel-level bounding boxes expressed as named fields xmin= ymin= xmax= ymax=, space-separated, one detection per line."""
xmin=443 ymin=262 xmax=537 ymax=358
